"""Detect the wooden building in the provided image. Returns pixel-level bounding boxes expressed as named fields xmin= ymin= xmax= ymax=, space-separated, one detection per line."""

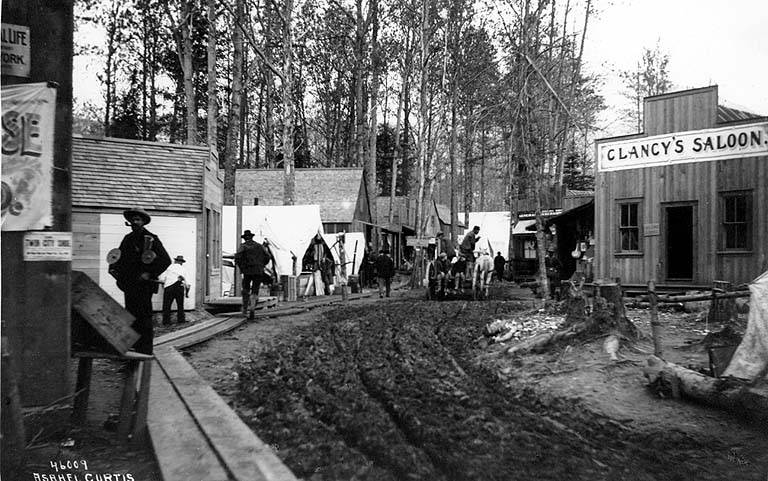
xmin=595 ymin=86 xmax=768 ymax=288
xmin=71 ymin=136 xmax=224 ymax=309
xmin=235 ymin=168 xmax=372 ymax=237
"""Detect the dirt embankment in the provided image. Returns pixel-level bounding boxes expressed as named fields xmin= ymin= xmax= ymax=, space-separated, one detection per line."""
xmin=189 ymin=294 xmax=768 ymax=481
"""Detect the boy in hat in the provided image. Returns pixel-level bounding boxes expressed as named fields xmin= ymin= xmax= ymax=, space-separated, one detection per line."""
xmin=234 ymin=229 xmax=269 ymax=318
xmin=160 ymin=255 xmax=189 ymax=325
xmin=110 ymin=208 xmax=171 ymax=354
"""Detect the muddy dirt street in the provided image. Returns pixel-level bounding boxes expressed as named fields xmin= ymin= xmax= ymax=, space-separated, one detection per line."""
xmin=188 ymin=292 xmax=768 ymax=481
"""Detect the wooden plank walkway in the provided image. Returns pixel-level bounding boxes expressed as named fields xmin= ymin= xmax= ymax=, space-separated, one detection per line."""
xmin=148 ymin=291 xmax=374 ymax=481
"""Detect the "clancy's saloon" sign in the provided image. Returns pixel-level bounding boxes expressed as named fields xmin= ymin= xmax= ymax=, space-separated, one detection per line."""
xmin=597 ymin=121 xmax=768 ymax=172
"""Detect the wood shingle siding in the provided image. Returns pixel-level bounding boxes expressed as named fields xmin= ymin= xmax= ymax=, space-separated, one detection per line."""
xmin=72 ymin=135 xmax=208 ymax=213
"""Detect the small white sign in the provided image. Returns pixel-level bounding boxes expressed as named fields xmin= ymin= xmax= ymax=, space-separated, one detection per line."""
xmin=406 ymin=236 xmax=430 ymax=247
xmin=23 ymin=232 xmax=72 ymax=261
xmin=1 ymin=23 xmax=31 ymax=77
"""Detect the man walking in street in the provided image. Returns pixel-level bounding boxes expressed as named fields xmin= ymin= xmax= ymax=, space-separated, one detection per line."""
xmin=234 ymin=229 xmax=269 ymax=318
xmin=160 ymin=255 xmax=189 ymax=325
xmin=375 ymin=249 xmax=395 ymax=298
xmin=109 ymin=208 xmax=171 ymax=354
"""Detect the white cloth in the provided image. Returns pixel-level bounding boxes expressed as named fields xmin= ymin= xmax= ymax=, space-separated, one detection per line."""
xmin=160 ymin=262 xmax=188 ymax=288
xmin=723 ymin=270 xmax=768 ymax=380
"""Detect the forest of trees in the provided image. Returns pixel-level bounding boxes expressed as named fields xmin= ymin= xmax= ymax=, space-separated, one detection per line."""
xmin=74 ymin=0 xmax=610 ymax=275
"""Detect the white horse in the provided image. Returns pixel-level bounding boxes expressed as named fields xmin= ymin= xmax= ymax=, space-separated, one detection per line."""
xmin=472 ymin=251 xmax=494 ymax=299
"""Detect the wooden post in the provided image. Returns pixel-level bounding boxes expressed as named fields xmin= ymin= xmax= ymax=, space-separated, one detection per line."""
xmin=1 ymin=331 xmax=26 ymax=475
xmin=117 ymin=361 xmax=139 ymax=439
xmin=648 ymin=280 xmax=662 ymax=356
xmin=72 ymin=357 xmax=93 ymax=424
xmin=234 ymin=197 xmax=243 ymax=296
xmin=2 ymin=0 xmax=74 ymax=405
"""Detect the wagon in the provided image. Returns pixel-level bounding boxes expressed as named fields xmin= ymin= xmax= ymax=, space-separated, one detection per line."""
xmin=425 ymin=257 xmax=492 ymax=300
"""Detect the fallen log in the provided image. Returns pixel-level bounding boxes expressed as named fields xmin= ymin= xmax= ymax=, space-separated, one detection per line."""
xmin=643 ymin=355 xmax=768 ymax=427
xmin=636 ymin=290 xmax=750 ymax=303
xmin=504 ymin=321 xmax=588 ymax=356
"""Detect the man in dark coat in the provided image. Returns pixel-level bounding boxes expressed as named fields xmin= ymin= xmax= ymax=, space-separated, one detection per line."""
xmin=109 ymin=208 xmax=171 ymax=354
xmin=234 ymin=229 xmax=269 ymax=316
xmin=494 ymin=252 xmax=506 ymax=282
xmin=375 ymin=249 xmax=395 ymax=298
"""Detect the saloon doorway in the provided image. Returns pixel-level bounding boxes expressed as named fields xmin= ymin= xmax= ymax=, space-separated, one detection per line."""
xmin=664 ymin=204 xmax=696 ymax=281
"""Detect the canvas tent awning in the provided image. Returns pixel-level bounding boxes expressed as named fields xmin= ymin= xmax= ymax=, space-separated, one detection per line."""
xmin=459 ymin=211 xmax=512 ymax=255
xmin=223 ymin=205 xmax=324 ymax=277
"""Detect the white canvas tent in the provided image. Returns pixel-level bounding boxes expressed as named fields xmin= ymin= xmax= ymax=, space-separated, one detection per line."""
xmin=223 ymin=205 xmax=325 ymax=278
xmin=322 ymin=232 xmax=366 ymax=278
xmin=459 ymin=211 xmax=511 ymax=255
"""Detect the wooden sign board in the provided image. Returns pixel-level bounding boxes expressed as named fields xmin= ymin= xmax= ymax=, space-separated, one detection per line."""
xmin=71 ymin=270 xmax=139 ymax=355
xmin=643 ymin=223 xmax=660 ymax=237
xmin=406 ymin=237 xmax=430 ymax=247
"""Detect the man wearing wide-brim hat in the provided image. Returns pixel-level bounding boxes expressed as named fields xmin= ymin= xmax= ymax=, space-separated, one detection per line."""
xmin=233 ymin=229 xmax=269 ymax=318
xmin=159 ymin=255 xmax=190 ymax=325
xmin=109 ymin=207 xmax=171 ymax=354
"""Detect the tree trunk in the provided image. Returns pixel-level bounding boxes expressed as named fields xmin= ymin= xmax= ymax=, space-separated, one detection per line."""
xmin=449 ymin=90 xmax=458 ymax=245
xmin=388 ymin=82 xmax=404 ymax=224
xmin=224 ymin=0 xmax=244 ymax=204
xmin=282 ymin=0 xmax=296 ymax=205
xmin=206 ymin=0 xmax=218 ymax=150
xmin=181 ymin=0 xmax=198 ymax=144
xmin=367 ymin=0 xmax=380 ymax=249
xmin=643 ymin=356 xmax=768 ymax=427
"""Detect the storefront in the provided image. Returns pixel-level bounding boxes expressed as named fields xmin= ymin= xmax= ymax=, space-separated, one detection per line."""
xmin=594 ymin=86 xmax=768 ymax=288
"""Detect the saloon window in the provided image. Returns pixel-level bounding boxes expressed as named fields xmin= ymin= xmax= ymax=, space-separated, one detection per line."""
xmin=721 ymin=191 xmax=752 ymax=250
xmin=617 ymin=202 xmax=641 ymax=252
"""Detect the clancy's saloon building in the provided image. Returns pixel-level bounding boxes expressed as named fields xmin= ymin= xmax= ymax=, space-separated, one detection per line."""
xmin=594 ymin=86 xmax=768 ymax=289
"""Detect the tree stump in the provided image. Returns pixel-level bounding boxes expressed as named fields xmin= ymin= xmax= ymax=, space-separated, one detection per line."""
xmin=594 ymin=282 xmax=638 ymax=340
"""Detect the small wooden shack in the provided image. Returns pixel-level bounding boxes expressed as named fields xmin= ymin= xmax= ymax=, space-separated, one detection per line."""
xmin=235 ymin=168 xmax=372 ymax=237
xmin=71 ymin=136 xmax=224 ymax=310
xmin=594 ymin=86 xmax=768 ymax=288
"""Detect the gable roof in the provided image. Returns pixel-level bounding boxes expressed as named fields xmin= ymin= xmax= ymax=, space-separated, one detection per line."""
xmin=717 ymin=105 xmax=763 ymax=124
xmin=235 ymin=168 xmax=366 ymax=223
xmin=71 ymin=135 xmax=207 ymax=213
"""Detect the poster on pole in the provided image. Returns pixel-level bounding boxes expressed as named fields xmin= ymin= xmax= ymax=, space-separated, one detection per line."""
xmin=1 ymin=82 xmax=57 ymax=231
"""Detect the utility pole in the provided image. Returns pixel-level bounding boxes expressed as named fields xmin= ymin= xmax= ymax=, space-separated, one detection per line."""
xmin=1 ymin=0 xmax=74 ymax=406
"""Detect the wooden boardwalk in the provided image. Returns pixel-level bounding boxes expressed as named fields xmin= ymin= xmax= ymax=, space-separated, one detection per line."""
xmin=148 ymin=292 xmax=372 ymax=481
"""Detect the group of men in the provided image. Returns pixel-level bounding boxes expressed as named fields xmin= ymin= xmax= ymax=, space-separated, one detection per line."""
xmin=431 ymin=226 xmax=507 ymax=296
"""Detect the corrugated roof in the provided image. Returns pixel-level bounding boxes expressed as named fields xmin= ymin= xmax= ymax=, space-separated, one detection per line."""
xmin=72 ymin=136 xmax=207 ymax=212
xmin=717 ymin=105 xmax=762 ymax=124
xmin=236 ymin=168 xmax=366 ymax=223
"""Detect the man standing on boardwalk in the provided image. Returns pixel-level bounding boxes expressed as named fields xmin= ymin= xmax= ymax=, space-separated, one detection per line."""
xmin=160 ymin=255 xmax=189 ymax=325
xmin=109 ymin=208 xmax=171 ymax=354
xmin=234 ymin=229 xmax=269 ymax=318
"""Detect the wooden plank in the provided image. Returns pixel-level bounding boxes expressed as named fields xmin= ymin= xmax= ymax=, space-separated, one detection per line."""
xmin=148 ymin=359 xmax=229 ymax=481
xmin=71 ymin=270 xmax=139 ymax=354
xmin=154 ymin=317 xmax=229 ymax=346
xmin=172 ymin=317 xmax=246 ymax=350
xmin=156 ymin=349 xmax=298 ymax=481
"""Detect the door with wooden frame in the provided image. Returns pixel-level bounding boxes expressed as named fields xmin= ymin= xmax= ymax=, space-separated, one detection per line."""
xmin=662 ymin=202 xmax=697 ymax=282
